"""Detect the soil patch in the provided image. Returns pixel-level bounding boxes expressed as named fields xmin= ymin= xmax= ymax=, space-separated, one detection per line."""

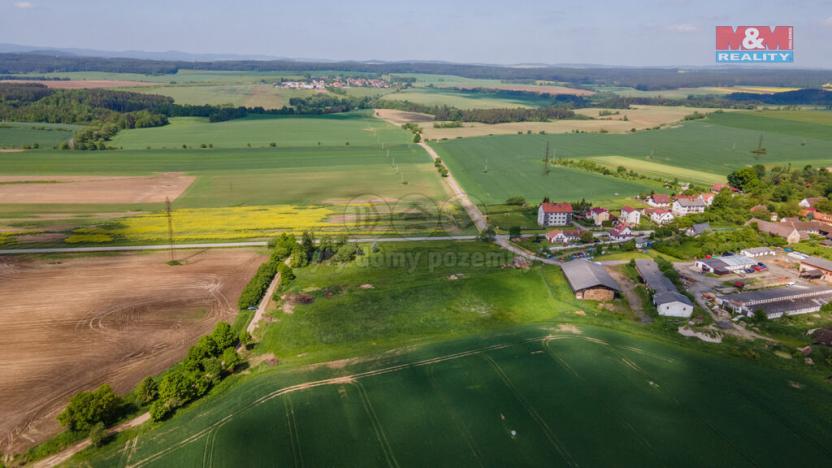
xmin=0 ymin=172 xmax=195 ymax=204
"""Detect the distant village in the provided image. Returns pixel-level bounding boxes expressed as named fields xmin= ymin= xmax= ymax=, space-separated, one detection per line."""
xmin=275 ymin=77 xmax=392 ymax=90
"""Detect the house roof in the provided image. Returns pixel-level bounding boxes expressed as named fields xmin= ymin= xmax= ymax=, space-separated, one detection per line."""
xmin=546 ymin=229 xmax=579 ymax=240
xmin=802 ymin=197 xmax=825 ymax=207
xmin=610 ymin=225 xmax=631 ymax=236
xmin=802 ymin=256 xmax=832 ymax=272
xmin=689 ymin=222 xmax=711 ymax=235
xmin=561 ymin=259 xmax=621 ymax=293
xmin=654 ymin=291 xmax=693 ymax=307
xmin=674 ymin=197 xmax=706 ymax=208
xmin=719 ymin=285 xmax=832 ymax=305
xmin=635 ymin=259 xmax=675 ymax=292
xmin=711 ymin=183 xmax=731 ymax=192
xmin=540 ymin=202 xmax=573 ymax=214
xmin=621 ymin=206 xmax=636 ymax=214
xmin=753 ymin=220 xmax=800 ymax=239
xmin=741 ymin=247 xmax=774 ymax=255
xmin=649 ymin=208 xmax=672 ymax=216
xmin=589 ymin=207 xmax=609 ymax=214
xmin=650 ymin=194 xmax=671 ymax=203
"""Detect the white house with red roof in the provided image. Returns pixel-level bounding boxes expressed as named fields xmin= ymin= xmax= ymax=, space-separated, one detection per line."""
xmin=619 ymin=206 xmax=641 ymax=225
xmin=647 ymin=208 xmax=675 ymax=225
xmin=646 ymin=193 xmax=671 ymax=208
xmin=546 ymin=229 xmax=581 ymax=244
xmin=671 ymin=195 xmax=707 ymax=216
xmin=537 ymin=202 xmax=573 ymax=226
xmin=700 ymin=192 xmax=715 ymax=206
xmin=609 ymin=225 xmax=633 ymax=241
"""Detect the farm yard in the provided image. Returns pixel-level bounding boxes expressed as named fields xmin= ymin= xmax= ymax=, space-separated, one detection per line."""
xmin=81 ymin=324 xmax=832 ymax=467
xmin=430 ymin=110 xmax=832 ymax=204
xmin=0 ymin=248 xmax=266 ymax=454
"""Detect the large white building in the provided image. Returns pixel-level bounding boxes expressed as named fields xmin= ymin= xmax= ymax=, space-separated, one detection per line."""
xmin=537 ymin=202 xmax=573 ymax=227
xmin=672 ymin=196 xmax=707 ymax=216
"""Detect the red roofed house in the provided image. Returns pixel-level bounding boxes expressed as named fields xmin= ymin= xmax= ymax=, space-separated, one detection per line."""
xmin=647 ymin=193 xmax=671 ymax=208
xmin=609 ymin=225 xmax=633 ymax=241
xmin=620 ymin=206 xmax=641 ymax=225
xmin=802 ymin=208 xmax=832 ymax=225
xmin=647 ymin=208 xmax=675 ymax=225
xmin=537 ymin=202 xmax=573 ymax=227
xmin=711 ymin=183 xmax=734 ymax=193
xmin=587 ymin=207 xmax=610 ymax=226
xmin=546 ymin=229 xmax=581 ymax=244
xmin=700 ymin=192 xmax=715 ymax=206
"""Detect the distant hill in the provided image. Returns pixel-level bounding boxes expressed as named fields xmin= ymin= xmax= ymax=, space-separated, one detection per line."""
xmin=0 ymin=43 xmax=281 ymax=62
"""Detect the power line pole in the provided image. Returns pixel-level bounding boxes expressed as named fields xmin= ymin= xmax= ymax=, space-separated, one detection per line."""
xmin=165 ymin=197 xmax=175 ymax=263
xmin=543 ymin=141 xmax=551 ymax=175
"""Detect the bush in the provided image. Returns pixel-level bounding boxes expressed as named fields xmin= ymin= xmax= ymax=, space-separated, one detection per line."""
xmin=134 ymin=377 xmax=158 ymax=406
xmin=58 ymin=384 xmax=122 ymax=433
xmin=88 ymin=422 xmax=107 ymax=447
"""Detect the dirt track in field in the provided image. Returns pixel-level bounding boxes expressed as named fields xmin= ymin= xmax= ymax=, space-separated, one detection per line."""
xmin=0 ymin=80 xmax=155 ymax=89
xmin=0 ymin=249 xmax=264 ymax=454
xmin=0 ymin=172 xmax=195 ymax=204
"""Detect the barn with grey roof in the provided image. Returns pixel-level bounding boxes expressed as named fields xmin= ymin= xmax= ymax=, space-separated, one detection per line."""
xmin=561 ymin=259 xmax=620 ymax=301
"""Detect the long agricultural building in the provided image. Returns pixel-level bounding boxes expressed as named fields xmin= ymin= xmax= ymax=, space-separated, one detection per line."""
xmin=635 ymin=259 xmax=693 ymax=318
xmin=717 ymin=286 xmax=832 ymax=319
xmin=561 ymin=259 xmax=620 ymax=301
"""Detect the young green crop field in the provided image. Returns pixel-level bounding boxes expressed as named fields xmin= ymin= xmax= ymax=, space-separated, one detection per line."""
xmin=80 ymin=325 xmax=832 ymax=467
xmin=112 ymin=112 xmax=412 ymax=149
xmin=0 ymin=122 xmax=79 ymax=148
xmin=431 ymin=110 xmax=832 ymax=204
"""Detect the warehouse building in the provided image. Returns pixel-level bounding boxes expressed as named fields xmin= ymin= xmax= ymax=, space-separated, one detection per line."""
xmin=716 ymin=286 xmax=832 ymax=319
xmin=635 ymin=259 xmax=693 ymax=317
xmin=799 ymin=256 xmax=832 ymax=283
xmin=561 ymin=259 xmax=620 ymax=301
xmin=695 ymin=255 xmax=757 ymax=275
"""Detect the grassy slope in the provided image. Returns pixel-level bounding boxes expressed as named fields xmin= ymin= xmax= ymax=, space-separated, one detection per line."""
xmin=431 ymin=111 xmax=832 ymax=204
xmin=381 ymin=88 xmax=544 ymax=109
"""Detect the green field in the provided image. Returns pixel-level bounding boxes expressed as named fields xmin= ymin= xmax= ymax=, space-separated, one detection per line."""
xmin=112 ymin=112 xmax=411 ymax=149
xmin=0 ymin=112 xmax=453 ymax=245
xmin=431 ymin=111 xmax=832 ymax=204
xmin=0 ymin=122 xmax=79 ymax=148
xmin=81 ymin=324 xmax=832 ymax=467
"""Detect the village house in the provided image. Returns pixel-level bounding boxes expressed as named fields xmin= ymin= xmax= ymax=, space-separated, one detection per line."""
xmin=711 ymin=183 xmax=733 ymax=193
xmin=587 ymin=207 xmax=610 ymax=226
xmin=619 ymin=206 xmax=641 ymax=225
xmin=561 ymin=259 xmax=621 ymax=301
xmin=671 ymin=196 xmax=706 ymax=217
xmin=646 ymin=208 xmax=674 ymax=225
xmin=751 ymin=219 xmax=802 ymax=244
xmin=537 ymin=202 xmax=573 ymax=227
xmin=700 ymin=192 xmax=715 ymax=206
xmin=646 ymin=193 xmax=671 ymax=208
xmin=546 ymin=229 xmax=581 ymax=244
xmin=609 ymin=224 xmax=632 ymax=241
xmin=802 ymin=208 xmax=832 ymax=225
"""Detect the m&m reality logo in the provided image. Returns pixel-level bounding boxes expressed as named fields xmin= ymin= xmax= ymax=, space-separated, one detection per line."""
xmin=716 ymin=26 xmax=793 ymax=63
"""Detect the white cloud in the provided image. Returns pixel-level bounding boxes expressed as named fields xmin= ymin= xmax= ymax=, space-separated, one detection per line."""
xmin=665 ymin=23 xmax=699 ymax=33
xmin=14 ymin=2 xmax=33 ymax=8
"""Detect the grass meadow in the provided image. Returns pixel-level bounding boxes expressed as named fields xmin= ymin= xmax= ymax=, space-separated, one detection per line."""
xmin=0 ymin=122 xmax=79 ymax=148
xmin=381 ymin=87 xmax=545 ymax=109
xmin=431 ymin=110 xmax=832 ymax=204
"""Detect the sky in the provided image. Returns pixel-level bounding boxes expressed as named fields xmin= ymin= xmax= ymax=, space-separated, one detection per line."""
xmin=1 ymin=0 xmax=832 ymax=67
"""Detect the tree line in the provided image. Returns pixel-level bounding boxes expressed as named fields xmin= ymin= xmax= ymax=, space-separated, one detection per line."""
xmin=5 ymin=52 xmax=832 ymax=89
